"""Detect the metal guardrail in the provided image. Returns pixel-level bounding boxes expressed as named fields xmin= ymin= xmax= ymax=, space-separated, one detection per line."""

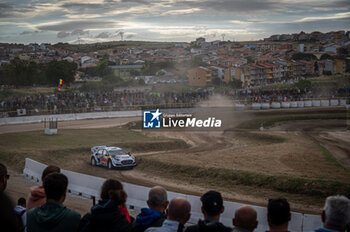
xmin=23 ymin=158 xmax=322 ymax=232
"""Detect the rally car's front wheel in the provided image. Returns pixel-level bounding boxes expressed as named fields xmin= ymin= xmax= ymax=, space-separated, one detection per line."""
xmin=91 ymin=158 xmax=96 ymax=166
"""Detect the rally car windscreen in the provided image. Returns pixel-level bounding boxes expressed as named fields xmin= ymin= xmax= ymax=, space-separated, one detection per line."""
xmin=109 ymin=150 xmax=128 ymax=157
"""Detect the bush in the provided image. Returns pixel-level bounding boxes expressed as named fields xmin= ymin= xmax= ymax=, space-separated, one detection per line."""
xmin=296 ymin=79 xmax=312 ymax=88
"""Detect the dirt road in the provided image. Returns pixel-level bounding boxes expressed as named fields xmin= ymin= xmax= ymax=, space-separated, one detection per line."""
xmin=2 ymin=111 xmax=349 ymax=214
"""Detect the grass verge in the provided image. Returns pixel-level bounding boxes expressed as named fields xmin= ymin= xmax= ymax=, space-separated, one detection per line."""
xmin=224 ymin=130 xmax=286 ymax=144
xmin=139 ymin=158 xmax=350 ymax=198
xmin=237 ymin=114 xmax=349 ymax=130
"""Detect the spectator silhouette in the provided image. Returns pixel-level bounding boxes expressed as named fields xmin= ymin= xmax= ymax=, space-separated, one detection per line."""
xmin=186 ymin=190 xmax=231 ymax=232
xmin=27 ymin=173 xmax=81 ymax=232
xmin=14 ymin=197 xmax=27 ymax=231
xmin=267 ymin=198 xmax=291 ymax=232
xmin=0 ymin=162 xmax=9 ymax=192
xmin=79 ymin=178 xmax=131 ymax=232
xmin=145 ymin=197 xmax=191 ymax=232
xmin=26 ymin=165 xmax=60 ymax=211
xmin=133 ymin=186 xmax=169 ymax=232
xmin=232 ymin=205 xmax=258 ymax=232
xmin=313 ymin=195 xmax=350 ymax=232
xmin=0 ymin=162 xmax=22 ymax=232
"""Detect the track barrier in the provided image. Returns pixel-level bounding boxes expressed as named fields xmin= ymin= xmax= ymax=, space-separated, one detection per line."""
xmin=1 ymin=98 xmax=348 ymax=125
xmin=23 ymin=158 xmax=322 ymax=232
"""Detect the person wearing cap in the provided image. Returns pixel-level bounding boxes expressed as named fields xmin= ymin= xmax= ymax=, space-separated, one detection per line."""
xmin=267 ymin=198 xmax=291 ymax=232
xmin=185 ymin=190 xmax=232 ymax=232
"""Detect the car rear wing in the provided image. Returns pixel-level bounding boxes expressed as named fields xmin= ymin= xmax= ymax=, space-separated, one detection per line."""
xmin=91 ymin=145 xmax=107 ymax=153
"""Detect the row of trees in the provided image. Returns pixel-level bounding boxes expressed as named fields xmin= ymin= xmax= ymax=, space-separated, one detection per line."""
xmin=0 ymin=58 xmax=77 ymax=87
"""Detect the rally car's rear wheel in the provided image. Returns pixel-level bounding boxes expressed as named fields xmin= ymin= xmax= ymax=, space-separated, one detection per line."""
xmin=91 ymin=158 xmax=96 ymax=166
xmin=107 ymin=160 xmax=113 ymax=169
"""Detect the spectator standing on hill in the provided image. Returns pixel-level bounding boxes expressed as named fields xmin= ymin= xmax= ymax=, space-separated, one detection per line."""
xmin=146 ymin=197 xmax=191 ymax=232
xmin=313 ymin=195 xmax=350 ymax=232
xmin=266 ymin=198 xmax=291 ymax=232
xmin=232 ymin=205 xmax=258 ymax=232
xmin=79 ymin=179 xmax=131 ymax=232
xmin=26 ymin=165 xmax=60 ymax=211
xmin=185 ymin=190 xmax=232 ymax=232
xmin=27 ymin=173 xmax=81 ymax=232
xmin=132 ymin=186 xmax=169 ymax=232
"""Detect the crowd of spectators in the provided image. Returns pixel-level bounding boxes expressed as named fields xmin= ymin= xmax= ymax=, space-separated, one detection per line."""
xmin=0 ymin=86 xmax=349 ymax=117
xmin=225 ymin=87 xmax=350 ymax=103
xmin=1 ymin=162 xmax=350 ymax=232
xmin=0 ymin=90 xmax=211 ymax=117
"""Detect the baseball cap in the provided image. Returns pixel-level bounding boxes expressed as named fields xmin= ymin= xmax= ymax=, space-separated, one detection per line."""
xmin=201 ymin=190 xmax=223 ymax=216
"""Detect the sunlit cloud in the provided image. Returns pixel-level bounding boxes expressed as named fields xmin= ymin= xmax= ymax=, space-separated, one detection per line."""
xmin=294 ymin=11 xmax=350 ymax=22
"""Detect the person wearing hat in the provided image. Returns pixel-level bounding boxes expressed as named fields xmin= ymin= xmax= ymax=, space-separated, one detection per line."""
xmin=185 ymin=190 xmax=232 ymax=232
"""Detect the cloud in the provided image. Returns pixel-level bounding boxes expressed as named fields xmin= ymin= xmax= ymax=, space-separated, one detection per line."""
xmin=95 ymin=32 xmax=111 ymax=38
xmin=162 ymin=8 xmax=201 ymax=15
xmin=177 ymin=0 xmax=281 ymax=13
xmin=36 ymin=20 xmax=120 ymax=32
xmin=229 ymin=20 xmax=253 ymax=25
xmin=0 ymin=3 xmax=15 ymax=18
xmin=20 ymin=30 xmax=40 ymax=35
xmin=71 ymin=29 xmax=89 ymax=36
xmin=126 ymin=34 xmax=135 ymax=39
xmin=57 ymin=31 xmax=70 ymax=38
xmin=293 ymin=11 xmax=350 ymax=22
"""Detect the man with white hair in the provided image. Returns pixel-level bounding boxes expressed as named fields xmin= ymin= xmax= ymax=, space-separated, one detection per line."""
xmin=314 ymin=195 xmax=350 ymax=232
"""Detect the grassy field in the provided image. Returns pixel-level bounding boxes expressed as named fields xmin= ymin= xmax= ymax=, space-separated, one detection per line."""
xmin=0 ymin=126 xmax=188 ymax=172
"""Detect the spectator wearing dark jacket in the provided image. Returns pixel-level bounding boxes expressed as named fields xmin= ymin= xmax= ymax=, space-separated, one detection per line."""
xmin=185 ymin=190 xmax=232 ymax=232
xmin=26 ymin=165 xmax=60 ymax=211
xmin=0 ymin=162 xmax=9 ymax=193
xmin=27 ymin=173 xmax=81 ymax=232
xmin=132 ymin=186 xmax=169 ymax=232
xmin=0 ymin=162 xmax=22 ymax=232
xmin=79 ymin=179 xmax=131 ymax=232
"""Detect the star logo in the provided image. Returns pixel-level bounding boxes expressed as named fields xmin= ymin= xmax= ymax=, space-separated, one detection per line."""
xmin=143 ymin=109 xmax=162 ymax=128
xmin=150 ymin=109 xmax=162 ymax=122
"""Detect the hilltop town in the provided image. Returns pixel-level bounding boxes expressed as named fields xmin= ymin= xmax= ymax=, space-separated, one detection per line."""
xmin=0 ymin=30 xmax=349 ymax=89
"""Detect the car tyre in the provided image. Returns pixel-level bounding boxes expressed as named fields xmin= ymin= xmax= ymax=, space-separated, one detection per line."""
xmin=107 ymin=160 xmax=113 ymax=169
xmin=91 ymin=158 xmax=96 ymax=166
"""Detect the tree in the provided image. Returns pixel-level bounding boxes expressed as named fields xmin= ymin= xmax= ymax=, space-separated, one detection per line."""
xmin=229 ymin=79 xmax=243 ymax=88
xmin=291 ymin=53 xmax=317 ymax=61
xmin=320 ymin=53 xmax=334 ymax=60
xmin=46 ymin=60 xmax=77 ymax=86
xmin=95 ymin=60 xmax=111 ymax=77
xmin=0 ymin=58 xmax=39 ymax=87
xmin=296 ymin=79 xmax=312 ymax=89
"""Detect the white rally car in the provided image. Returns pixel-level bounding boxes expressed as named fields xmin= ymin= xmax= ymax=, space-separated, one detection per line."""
xmin=90 ymin=146 xmax=136 ymax=169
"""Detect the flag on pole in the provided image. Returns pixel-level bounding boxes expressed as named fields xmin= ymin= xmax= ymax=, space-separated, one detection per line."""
xmin=58 ymin=79 xmax=64 ymax=85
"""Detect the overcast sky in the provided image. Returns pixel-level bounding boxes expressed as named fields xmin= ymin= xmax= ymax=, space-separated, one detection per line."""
xmin=0 ymin=0 xmax=349 ymax=44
